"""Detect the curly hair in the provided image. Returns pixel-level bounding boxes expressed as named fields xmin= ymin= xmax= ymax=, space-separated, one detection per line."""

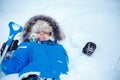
xmin=21 ymin=15 xmax=65 ymax=42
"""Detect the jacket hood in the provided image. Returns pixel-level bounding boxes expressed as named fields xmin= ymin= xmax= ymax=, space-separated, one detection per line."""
xmin=21 ymin=15 xmax=65 ymax=42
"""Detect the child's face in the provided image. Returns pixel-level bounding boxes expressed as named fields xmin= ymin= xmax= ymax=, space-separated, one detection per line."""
xmin=37 ymin=32 xmax=50 ymax=41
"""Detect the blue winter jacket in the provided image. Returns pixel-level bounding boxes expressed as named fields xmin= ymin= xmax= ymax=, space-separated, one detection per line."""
xmin=2 ymin=41 xmax=69 ymax=79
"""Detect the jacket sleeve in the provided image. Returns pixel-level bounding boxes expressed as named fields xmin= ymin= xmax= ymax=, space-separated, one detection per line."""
xmin=56 ymin=45 xmax=69 ymax=74
xmin=62 ymin=48 xmax=69 ymax=74
xmin=1 ymin=42 xmax=33 ymax=74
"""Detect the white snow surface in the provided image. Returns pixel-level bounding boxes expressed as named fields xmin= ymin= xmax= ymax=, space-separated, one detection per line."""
xmin=0 ymin=0 xmax=120 ymax=80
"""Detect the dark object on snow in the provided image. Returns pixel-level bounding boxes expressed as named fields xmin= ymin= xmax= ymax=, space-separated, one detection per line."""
xmin=0 ymin=40 xmax=19 ymax=56
xmin=22 ymin=74 xmax=55 ymax=80
xmin=22 ymin=75 xmax=39 ymax=80
xmin=82 ymin=42 xmax=96 ymax=56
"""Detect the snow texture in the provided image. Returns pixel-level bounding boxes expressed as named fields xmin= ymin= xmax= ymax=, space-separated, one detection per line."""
xmin=0 ymin=0 xmax=120 ymax=80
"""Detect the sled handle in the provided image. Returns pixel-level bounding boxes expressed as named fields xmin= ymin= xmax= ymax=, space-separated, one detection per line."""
xmin=7 ymin=22 xmax=22 ymax=45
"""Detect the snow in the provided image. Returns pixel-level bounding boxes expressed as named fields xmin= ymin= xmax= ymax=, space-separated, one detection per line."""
xmin=0 ymin=0 xmax=120 ymax=80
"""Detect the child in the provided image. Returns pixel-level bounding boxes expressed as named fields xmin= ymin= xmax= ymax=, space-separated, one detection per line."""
xmin=1 ymin=15 xmax=69 ymax=80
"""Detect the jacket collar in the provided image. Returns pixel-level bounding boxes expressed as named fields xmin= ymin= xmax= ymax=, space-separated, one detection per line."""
xmin=38 ymin=40 xmax=57 ymax=45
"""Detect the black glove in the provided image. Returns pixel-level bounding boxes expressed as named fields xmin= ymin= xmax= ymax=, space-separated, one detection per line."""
xmin=0 ymin=42 xmax=6 ymax=56
xmin=0 ymin=40 xmax=19 ymax=56
xmin=7 ymin=40 xmax=19 ymax=52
